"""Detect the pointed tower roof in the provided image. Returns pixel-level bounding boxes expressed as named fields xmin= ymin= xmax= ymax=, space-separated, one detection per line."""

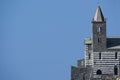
xmin=93 ymin=6 xmax=105 ymax=22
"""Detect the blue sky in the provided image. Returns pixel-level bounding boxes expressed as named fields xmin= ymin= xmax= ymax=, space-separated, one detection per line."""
xmin=1 ymin=0 xmax=120 ymax=80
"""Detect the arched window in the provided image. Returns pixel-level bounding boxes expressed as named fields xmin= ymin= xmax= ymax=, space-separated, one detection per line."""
xmin=99 ymin=52 xmax=101 ymax=59
xmin=115 ymin=52 xmax=117 ymax=59
xmin=98 ymin=38 xmax=101 ymax=43
xmin=97 ymin=27 xmax=101 ymax=33
xmin=96 ymin=69 xmax=102 ymax=75
xmin=114 ymin=65 xmax=118 ymax=75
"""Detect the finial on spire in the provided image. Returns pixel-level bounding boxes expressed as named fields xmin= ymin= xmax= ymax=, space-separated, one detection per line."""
xmin=97 ymin=0 xmax=101 ymax=5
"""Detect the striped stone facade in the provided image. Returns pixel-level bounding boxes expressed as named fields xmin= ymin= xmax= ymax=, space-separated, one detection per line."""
xmin=93 ymin=51 xmax=120 ymax=78
xmin=84 ymin=38 xmax=93 ymax=66
xmin=71 ymin=6 xmax=120 ymax=80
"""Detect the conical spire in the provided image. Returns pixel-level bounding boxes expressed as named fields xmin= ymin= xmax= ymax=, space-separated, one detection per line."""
xmin=93 ymin=6 xmax=105 ymax=22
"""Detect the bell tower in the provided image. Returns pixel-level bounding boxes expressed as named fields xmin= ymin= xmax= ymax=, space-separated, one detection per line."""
xmin=92 ymin=6 xmax=106 ymax=52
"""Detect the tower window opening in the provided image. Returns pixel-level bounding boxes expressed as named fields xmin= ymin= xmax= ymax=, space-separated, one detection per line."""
xmin=97 ymin=27 xmax=101 ymax=33
xmin=99 ymin=52 xmax=101 ymax=59
xmin=98 ymin=38 xmax=101 ymax=43
xmin=115 ymin=52 xmax=118 ymax=59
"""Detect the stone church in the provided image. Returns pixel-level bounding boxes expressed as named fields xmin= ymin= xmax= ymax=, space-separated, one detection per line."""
xmin=71 ymin=6 xmax=120 ymax=80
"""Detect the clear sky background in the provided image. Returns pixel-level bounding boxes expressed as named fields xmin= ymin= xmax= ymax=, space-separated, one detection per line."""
xmin=1 ymin=0 xmax=120 ymax=80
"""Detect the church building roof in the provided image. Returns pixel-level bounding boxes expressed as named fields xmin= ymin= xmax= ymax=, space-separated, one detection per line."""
xmin=107 ymin=37 xmax=120 ymax=49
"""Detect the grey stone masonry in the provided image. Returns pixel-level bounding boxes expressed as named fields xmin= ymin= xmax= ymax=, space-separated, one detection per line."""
xmin=71 ymin=59 xmax=93 ymax=80
xmin=71 ymin=6 xmax=120 ymax=80
xmin=93 ymin=52 xmax=120 ymax=78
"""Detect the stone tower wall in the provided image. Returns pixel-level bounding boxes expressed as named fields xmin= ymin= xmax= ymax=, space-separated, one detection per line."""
xmin=92 ymin=22 xmax=106 ymax=52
